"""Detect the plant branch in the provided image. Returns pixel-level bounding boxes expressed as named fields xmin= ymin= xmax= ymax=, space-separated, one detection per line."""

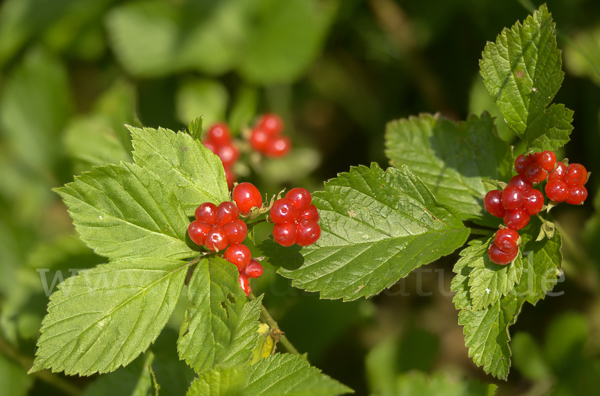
xmin=249 ymin=294 xmax=300 ymax=356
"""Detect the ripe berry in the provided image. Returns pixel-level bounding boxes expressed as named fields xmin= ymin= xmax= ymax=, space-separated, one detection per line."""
xmin=515 ymin=154 xmax=534 ymax=175
xmin=523 ymin=162 xmax=547 ymax=184
xmin=564 ymin=164 xmax=588 ymax=187
xmin=270 ymin=199 xmax=299 ymax=224
xmin=548 ymin=161 xmax=567 ymax=182
xmin=566 ymin=185 xmax=588 ymax=205
xmin=502 ymin=186 xmax=524 ymax=210
xmin=233 ymin=183 xmax=263 ymax=216
xmin=273 ymin=223 xmax=297 ymax=247
xmin=256 ymin=113 xmax=284 ymax=136
xmin=216 ymin=201 xmax=240 ymax=226
xmin=300 ymin=205 xmax=319 ymax=221
xmin=224 ymin=166 xmax=236 ymax=190
xmin=503 ymin=209 xmax=530 ymax=230
xmin=188 ymin=220 xmax=212 ymax=246
xmin=285 ymin=188 xmax=312 ymax=212
xmin=265 ymin=136 xmax=291 ymax=158
xmin=217 ymin=144 xmax=239 ymax=167
xmin=523 ymin=189 xmax=544 ymax=215
xmin=545 ymin=180 xmax=568 ymax=202
xmin=205 ymin=227 xmax=228 ymax=251
xmin=249 ymin=129 xmax=269 ymax=152
xmin=494 ymin=229 xmax=519 ymax=253
xmin=296 ymin=219 xmax=321 ymax=246
xmin=488 ymin=244 xmax=518 ymax=265
xmin=508 ymin=175 xmax=532 ymax=192
xmin=195 ymin=202 xmax=217 ymax=225
xmin=238 ymin=274 xmax=251 ymax=297
xmin=224 ymin=245 xmax=252 ymax=271
xmin=206 ymin=123 xmax=231 ymax=145
xmin=223 ymin=219 xmax=247 ymax=245
xmin=484 ymin=190 xmax=506 ymax=218
xmin=538 ymin=151 xmax=557 ymax=172
xmin=245 ymin=260 xmax=264 ymax=279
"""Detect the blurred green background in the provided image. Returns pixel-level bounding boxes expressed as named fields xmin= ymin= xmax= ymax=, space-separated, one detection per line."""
xmin=1 ymin=0 xmax=600 ymax=395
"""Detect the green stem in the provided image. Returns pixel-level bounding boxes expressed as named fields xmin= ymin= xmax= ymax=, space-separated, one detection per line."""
xmin=0 ymin=333 xmax=82 ymax=396
xmin=249 ymin=294 xmax=300 ymax=356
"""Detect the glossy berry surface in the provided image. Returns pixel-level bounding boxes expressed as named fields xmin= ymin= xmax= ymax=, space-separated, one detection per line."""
xmin=564 ymin=164 xmax=588 ymax=187
xmin=508 ymin=175 xmax=532 ymax=192
xmin=249 ymin=129 xmax=269 ymax=152
xmin=223 ymin=219 xmax=247 ymax=245
xmin=502 ymin=186 xmax=524 ymax=210
xmin=238 ymin=274 xmax=251 ymax=297
xmin=244 ymin=260 xmax=264 ymax=279
xmin=224 ymin=245 xmax=251 ymax=271
xmin=566 ymin=185 xmax=588 ymax=205
xmin=205 ymin=227 xmax=228 ymax=251
xmin=265 ymin=136 xmax=291 ymax=158
xmin=300 ymin=205 xmax=319 ymax=221
xmin=188 ymin=220 xmax=212 ymax=246
xmin=216 ymin=201 xmax=239 ymax=226
xmin=484 ymin=190 xmax=506 ymax=218
xmin=538 ymin=151 xmax=557 ymax=172
xmin=256 ymin=113 xmax=284 ymax=136
xmin=494 ymin=229 xmax=519 ymax=253
xmin=285 ymin=188 xmax=312 ymax=212
xmin=488 ymin=244 xmax=518 ymax=265
xmin=296 ymin=219 xmax=321 ymax=246
xmin=217 ymin=144 xmax=239 ymax=167
xmin=233 ymin=183 xmax=263 ymax=216
xmin=270 ymin=199 xmax=299 ymax=224
xmin=515 ymin=154 xmax=534 ymax=175
xmin=195 ymin=203 xmax=217 ymax=224
xmin=548 ymin=161 xmax=567 ymax=182
xmin=545 ymin=180 xmax=568 ymax=202
xmin=273 ymin=223 xmax=297 ymax=247
xmin=206 ymin=123 xmax=231 ymax=145
xmin=503 ymin=209 xmax=530 ymax=230
xmin=523 ymin=162 xmax=547 ymax=184
xmin=523 ymin=189 xmax=544 ymax=215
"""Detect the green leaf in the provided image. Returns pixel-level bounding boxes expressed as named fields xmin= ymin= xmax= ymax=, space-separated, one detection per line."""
xmin=178 ymin=258 xmax=262 ymax=374
xmin=392 ymin=372 xmax=497 ymax=396
xmin=269 ymin=163 xmax=469 ymax=301
xmin=176 ymin=78 xmax=229 ymax=127
xmin=479 ymin=5 xmax=571 ymax=151
xmin=511 ymin=332 xmax=551 ymax=380
xmin=564 ymin=25 xmax=600 ymax=86
xmin=130 ymin=126 xmax=230 ymax=217
xmin=245 ymin=353 xmax=353 ymax=396
xmin=55 ymin=162 xmax=193 ymax=260
xmin=186 ymin=367 xmax=246 ymax=396
xmin=30 ymin=258 xmax=189 ymax=375
xmin=151 ymin=328 xmax=196 ymax=396
xmin=385 ymin=113 xmax=511 ymax=223
xmin=83 ymin=353 xmax=158 ymax=396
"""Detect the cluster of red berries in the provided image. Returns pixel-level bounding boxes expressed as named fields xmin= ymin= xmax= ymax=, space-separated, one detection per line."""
xmin=187 ymin=182 xmax=321 ymax=296
xmin=484 ymin=151 xmax=589 ymax=265
xmin=249 ymin=114 xmax=291 ymax=158
xmin=202 ymin=123 xmax=239 ymax=189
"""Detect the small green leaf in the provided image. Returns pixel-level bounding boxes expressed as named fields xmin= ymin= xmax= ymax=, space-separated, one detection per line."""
xmin=245 ymin=353 xmax=353 ymax=396
xmin=178 ymin=258 xmax=262 ymax=374
xmin=385 ymin=113 xmax=512 ymax=223
xmin=130 ymin=126 xmax=230 ymax=217
xmin=268 ymin=164 xmax=469 ymax=301
xmin=83 ymin=353 xmax=158 ymax=396
xmin=188 ymin=117 xmax=204 ymax=141
xmin=55 ymin=162 xmax=193 ymax=260
xmin=523 ymin=103 xmax=573 ymax=152
xmin=30 ymin=259 xmax=189 ymax=375
xmin=186 ymin=367 xmax=246 ymax=396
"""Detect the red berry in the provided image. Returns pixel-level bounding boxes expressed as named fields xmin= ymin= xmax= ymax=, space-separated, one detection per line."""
xmin=223 ymin=219 xmax=247 ymax=245
xmin=224 ymin=245 xmax=252 ymax=272
xmin=232 ymin=183 xmax=263 ymax=216
xmin=205 ymin=227 xmax=228 ymax=251
xmin=216 ymin=201 xmax=240 ymax=226
xmin=270 ymin=199 xmax=299 ymax=224
xmin=296 ymin=219 xmax=321 ymax=246
xmin=494 ymin=229 xmax=519 ymax=253
xmin=244 ymin=260 xmax=264 ymax=279
xmin=545 ymin=180 xmax=568 ymax=202
xmin=195 ymin=202 xmax=217 ymax=224
xmin=300 ymin=205 xmax=319 ymax=221
xmin=566 ymin=185 xmax=588 ymax=205
xmin=484 ymin=190 xmax=506 ymax=218
xmin=285 ymin=188 xmax=312 ymax=212
xmin=265 ymin=136 xmax=291 ymax=158
xmin=548 ymin=161 xmax=567 ymax=182
xmin=515 ymin=154 xmax=534 ymax=175
xmin=217 ymin=143 xmax=239 ymax=167
xmin=488 ymin=244 xmax=518 ymax=265
xmin=503 ymin=209 xmax=530 ymax=230
xmin=523 ymin=162 xmax=548 ymax=184
xmin=564 ymin=163 xmax=588 ymax=187
xmin=537 ymin=151 xmax=557 ymax=172
xmin=502 ymin=186 xmax=525 ymax=210
xmin=256 ymin=113 xmax=284 ymax=136
xmin=203 ymin=141 xmax=217 ymax=154
xmin=188 ymin=220 xmax=212 ymax=246
xmin=273 ymin=223 xmax=297 ymax=247
xmin=508 ymin=175 xmax=532 ymax=192
xmin=523 ymin=189 xmax=544 ymax=215
xmin=206 ymin=123 xmax=231 ymax=145
xmin=249 ymin=129 xmax=269 ymax=152
xmin=238 ymin=274 xmax=251 ymax=297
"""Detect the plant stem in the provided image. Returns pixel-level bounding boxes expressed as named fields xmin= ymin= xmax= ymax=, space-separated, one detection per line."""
xmin=0 ymin=333 xmax=82 ymax=396
xmin=249 ymin=294 xmax=300 ymax=356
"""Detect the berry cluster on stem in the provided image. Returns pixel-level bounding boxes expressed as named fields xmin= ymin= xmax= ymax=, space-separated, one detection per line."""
xmin=202 ymin=123 xmax=239 ymax=189
xmin=249 ymin=114 xmax=291 ymax=158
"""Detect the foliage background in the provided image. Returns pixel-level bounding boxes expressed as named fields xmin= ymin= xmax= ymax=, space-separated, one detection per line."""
xmin=1 ymin=0 xmax=600 ymax=395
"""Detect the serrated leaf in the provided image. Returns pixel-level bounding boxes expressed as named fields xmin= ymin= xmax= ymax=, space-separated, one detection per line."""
xmin=245 ymin=353 xmax=353 ymax=396
xmin=130 ymin=126 xmax=229 ymax=217
xmin=30 ymin=258 xmax=189 ymax=375
xmin=269 ymin=163 xmax=469 ymax=301
xmin=186 ymin=367 xmax=246 ymax=396
xmin=55 ymin=162 xmax=193 ymax=260
xmin=385 ymin=113 xmax=511 ymax=223
xmin=480 ymin=5 xmax=571 ymax=151
xmin=83 ymin=353 xmax=157 ymax=396
xmin=178 ymin=258 xmax=262 ymax=374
